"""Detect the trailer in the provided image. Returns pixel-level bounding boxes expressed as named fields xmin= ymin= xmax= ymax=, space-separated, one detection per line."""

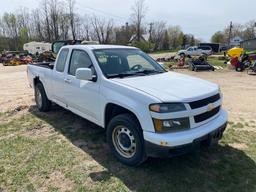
xmin=23 ymin=42 xmax=51 ymax=55
xmin=199 ymin=43 xmax=220 ymax=53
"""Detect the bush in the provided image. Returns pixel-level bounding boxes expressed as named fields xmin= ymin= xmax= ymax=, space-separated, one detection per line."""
xmin=130 ymin=41 xmax=154 ymax=53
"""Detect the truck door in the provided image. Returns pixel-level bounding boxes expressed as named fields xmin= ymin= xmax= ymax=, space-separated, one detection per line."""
xmin=63 ymin=49 xmax=101 ymax=124
xmin=52 ymin=48 xmax=70 ymax=106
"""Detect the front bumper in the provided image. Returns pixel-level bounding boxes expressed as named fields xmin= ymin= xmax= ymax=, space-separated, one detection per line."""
xmin=143 ymin=109 xmax=228 ymax=157
xmin=145 ymin=122 xmax=227 ymax=157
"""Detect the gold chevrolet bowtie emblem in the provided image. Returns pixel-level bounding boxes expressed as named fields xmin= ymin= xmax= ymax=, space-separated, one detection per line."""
xmin=207 ymin=103 xmax=215 ymax=112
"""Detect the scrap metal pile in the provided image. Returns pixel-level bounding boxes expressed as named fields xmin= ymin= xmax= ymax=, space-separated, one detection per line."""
xmin=0 ymin=51 xmax=33 ymax=66
xmin=156 ymin=54 xmax=215 ymax=72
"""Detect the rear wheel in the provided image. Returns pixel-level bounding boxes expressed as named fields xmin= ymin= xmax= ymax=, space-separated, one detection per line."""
xmin=35 ymin=83 xmax=51 ymax=112
xmin=107 ymin=114 xmax=146 ymax=166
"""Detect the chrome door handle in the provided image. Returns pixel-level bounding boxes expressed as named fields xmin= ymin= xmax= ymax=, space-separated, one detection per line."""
xmin=64 ymin=79 xmax=72 ymax=84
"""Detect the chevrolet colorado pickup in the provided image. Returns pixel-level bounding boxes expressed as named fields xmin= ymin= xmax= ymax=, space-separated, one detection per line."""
xmin=27 ymin=45 xmax=228 ymax=166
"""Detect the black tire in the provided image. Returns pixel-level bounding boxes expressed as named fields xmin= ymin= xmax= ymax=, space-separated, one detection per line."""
xmin=107 ymin=113 xmax=146 ymax=166
xmin=35 ymin=82 xmax=51 ymax=112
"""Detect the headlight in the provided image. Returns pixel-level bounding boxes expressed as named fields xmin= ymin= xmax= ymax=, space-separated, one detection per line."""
xmin=149 ymin=103 xmax=186 ymax=113
xmin=153 ymin=117 xmax=190 ymax=133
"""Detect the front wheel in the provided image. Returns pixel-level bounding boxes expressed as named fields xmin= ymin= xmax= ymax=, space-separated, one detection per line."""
xmin=107 ymin=114 xmax=146 ymax=166
xmin=35 ymin=83 xmax=51 ymax=112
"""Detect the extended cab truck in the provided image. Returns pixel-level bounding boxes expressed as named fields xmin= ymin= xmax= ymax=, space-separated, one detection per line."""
xmin=178 ymin=46 xmax=212 ymax=56
xmin=27 ymin=45 xmax=228 ymax=166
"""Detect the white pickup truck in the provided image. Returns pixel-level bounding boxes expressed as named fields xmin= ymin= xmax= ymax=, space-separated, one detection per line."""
xmin=27 ymin=45 xmax=228 ymax=166
xmin=178 ymin=46 xmax=212 ymax=56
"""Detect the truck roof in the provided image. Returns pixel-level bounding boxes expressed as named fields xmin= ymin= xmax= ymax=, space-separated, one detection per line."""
xmin=63 ymin=44 xmax=138 ymax=50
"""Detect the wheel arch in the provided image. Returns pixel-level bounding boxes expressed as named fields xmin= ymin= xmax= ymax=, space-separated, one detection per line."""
xmin=104 ymin=103 xmax=141 ymax=129
xmin=33 ymin=76 xmax=41 ymax=87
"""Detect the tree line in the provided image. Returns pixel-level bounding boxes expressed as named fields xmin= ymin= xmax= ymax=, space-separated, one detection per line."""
xmin=0 ymin=0 xmax=201 ymax=52
xmin=211 ymin=21 xmax=256 ymax=44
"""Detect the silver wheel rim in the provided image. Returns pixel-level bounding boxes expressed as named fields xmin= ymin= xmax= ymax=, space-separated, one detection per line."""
xmin=112 ymin=126 xmax=136 ymax=158
xmin=35 ymin=87 xmax=42 ymax=108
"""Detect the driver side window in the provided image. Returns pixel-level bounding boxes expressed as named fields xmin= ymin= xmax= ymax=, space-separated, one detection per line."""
xmin=68 ymin=50 xmax=93 ymax=76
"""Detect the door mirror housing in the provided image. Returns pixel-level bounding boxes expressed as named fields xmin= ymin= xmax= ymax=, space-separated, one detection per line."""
xmin=75 ymin=68 xmax=93 ymax=81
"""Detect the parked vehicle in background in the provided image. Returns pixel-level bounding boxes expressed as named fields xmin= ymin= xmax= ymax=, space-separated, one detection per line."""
xmin=27 ymin=44 xmax=228 ymax=166
xmin=178 ymin=46 xmax=212 ymax=56
xmin=198 ymin=46 xmax=213 ymax=54
xmin=199 ymin=43 xmax=220 ymax=53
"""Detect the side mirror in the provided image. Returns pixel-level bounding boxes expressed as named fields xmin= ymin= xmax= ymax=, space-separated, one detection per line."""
xmin=75 ymin=68 xmax=93 ymax=81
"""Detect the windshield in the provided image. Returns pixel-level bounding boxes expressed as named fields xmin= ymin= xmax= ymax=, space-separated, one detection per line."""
xmin=93 ymin=49 xmax=166 ymax=78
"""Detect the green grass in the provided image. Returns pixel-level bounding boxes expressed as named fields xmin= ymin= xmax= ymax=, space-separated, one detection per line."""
xmin=207 ymin=57 xmax=227 ymax=68
xmin=0 ymin=107 xmax=256 ymax=192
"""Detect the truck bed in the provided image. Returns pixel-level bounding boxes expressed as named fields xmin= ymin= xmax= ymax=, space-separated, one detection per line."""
xmin=29 ymin=62 xmax=54 ymax=70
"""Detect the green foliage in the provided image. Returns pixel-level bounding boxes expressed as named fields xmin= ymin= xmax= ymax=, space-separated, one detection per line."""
xmin=190 ymin=35 xmax=195 ymax=46
xmin=211 ymin=31 xmax=226 ymax=44
xmin=131 ymin=41 xmax=154 ymax=53
xmin=18 ymin=27 xmax=29 ymax=50
xmin=162 ymin=30 xmax=170 ymax=50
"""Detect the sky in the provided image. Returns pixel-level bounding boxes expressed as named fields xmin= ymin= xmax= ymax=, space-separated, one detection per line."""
xmin=1 ymin=0 xmax=256 ymax=41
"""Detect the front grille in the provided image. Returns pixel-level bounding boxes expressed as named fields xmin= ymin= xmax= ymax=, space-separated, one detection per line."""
xmin=189 ymin=94 xmax=220 ymax=109
xmin=194 ymin=106 xmax=221 ymax=123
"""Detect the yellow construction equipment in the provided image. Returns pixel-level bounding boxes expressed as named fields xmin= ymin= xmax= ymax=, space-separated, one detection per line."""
xmin=227 ymin=47 xmax=244 ymax=58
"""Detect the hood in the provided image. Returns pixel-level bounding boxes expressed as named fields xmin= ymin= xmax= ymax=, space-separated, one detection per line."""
xmin=112 ymin=72 xmax=219 ymax=102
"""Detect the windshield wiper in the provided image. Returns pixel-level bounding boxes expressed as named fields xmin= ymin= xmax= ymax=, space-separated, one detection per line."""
xmin=133 ymin=69 xmax=164 ymax=74
xmin=107 ymin=72 xmax=145 ymax=79
xmin=107 ymin=70 xmax=164 ymax=79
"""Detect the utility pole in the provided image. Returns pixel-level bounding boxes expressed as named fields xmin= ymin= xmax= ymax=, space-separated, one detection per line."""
xmin=228 ymin=21 xmax=233 ymax=46
xmin=149 ymin=23 xmax=153 ymax=42
xmin=125 ymin=22 xmax=129 ymax=44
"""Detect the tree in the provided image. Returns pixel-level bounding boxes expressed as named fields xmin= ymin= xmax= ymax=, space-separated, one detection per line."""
xmin=190 ymin=35 xmax=195 ymax=46
xmin=243 ymin=20 xmax=256 ymax=40
xmin=131 ymin=0 xmax=147 ymax=42
xmin=181 ymin=34 xmax=188 ymax=48
xmin=30 ymin=9 xmax=45 ymax=41
xmin=91 ymin=16 xmax=114 ymax=44
xmin=211 ymin=31 xmax=225 ymax=44
xmin=168 ymin=25 xmax=183 ymax=49
xmin=2 ymin=13 xmax=19 ymax=50
xmin=19 ymin=27 xmax=29 ymax=49
xmin=150 ymin=21 xmax=166 ymax=50
xmin=162 ymin=30 xmax=170 ymax=50
xmin=59 ymin=13 xmax=70 ymax=40
xmin=82 ymin=15 xmax=91 ymax=41
xmin=49 ymin=0 xmax=60 ymax=41
xmin=41 ymin=0 xmax=52 ymax=42
xmin=67 ymin=0 xmax=76 ymax=40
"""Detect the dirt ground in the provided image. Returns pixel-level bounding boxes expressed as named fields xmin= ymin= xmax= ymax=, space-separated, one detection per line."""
xmin=0 ymin=64 xmax=255 ymax=121
xmin=0 ymin=64 xmax=256 ymax=192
